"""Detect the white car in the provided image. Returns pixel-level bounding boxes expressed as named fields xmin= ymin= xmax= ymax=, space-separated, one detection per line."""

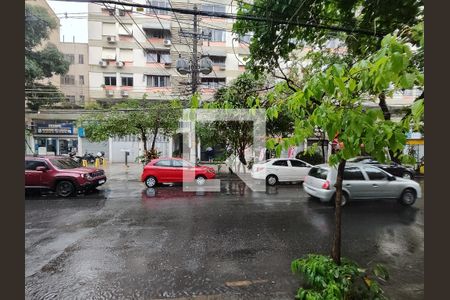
xmin=251 ymin=158 xmax=313 ymax=186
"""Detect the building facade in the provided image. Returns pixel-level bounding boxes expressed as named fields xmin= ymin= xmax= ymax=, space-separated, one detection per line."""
xmin=87 ymin=0 xmax=249 ymax=104
xmin=58 ymin=42 xmax=90 ymax=106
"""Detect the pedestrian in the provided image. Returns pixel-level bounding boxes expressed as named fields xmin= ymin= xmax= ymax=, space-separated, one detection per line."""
xmin=206 ymin=146 xmax=214 ymax=162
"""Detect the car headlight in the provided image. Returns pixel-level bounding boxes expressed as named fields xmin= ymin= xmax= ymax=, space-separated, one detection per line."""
xmin=83 ymin=173 xmax=93 ymax=180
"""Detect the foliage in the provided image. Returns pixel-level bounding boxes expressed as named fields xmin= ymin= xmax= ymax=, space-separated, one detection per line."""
xmin=296 ymin=150 xmax=324 ymax=166
xmin=25 ymin=3 xmax=70 ymax=110
xmin=79 ymin=99 xmax=182 ymax=163
xmin=291 ymin=255 xmax=388 ymax=300
xmin=84 ymin=101 xmax=103 ymax=110
xmin=233 ymin=0 xmax=423 ymax=75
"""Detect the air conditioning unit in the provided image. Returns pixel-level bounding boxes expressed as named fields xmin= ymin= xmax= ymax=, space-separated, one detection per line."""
xmin=121 ymin=90 xmax=129 ymax=97
xmin=164 ymin=39 xmax=172 ymax=47
xmin=107 ymin=36 xmax=116 ymax=43
xmin=116 ymin=61 xmax=125 ymax=68
xmin=119 ymin=9 xmax=126 ymax=17
xmin=106 ymin=90 xmax=114 ymax=97
xmin=99 ymin=60 xmax=108 ymax=67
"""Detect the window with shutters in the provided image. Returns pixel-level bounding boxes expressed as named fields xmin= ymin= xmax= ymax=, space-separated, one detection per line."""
xmin=104 ymin=74 xmax=117 ymax=86
xmin=121 ymin=74 xmax=133 ymax=87
xmin=146 ymin=75 xmax=170 ymax=87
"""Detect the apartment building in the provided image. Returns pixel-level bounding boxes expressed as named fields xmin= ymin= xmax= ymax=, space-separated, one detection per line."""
xmin=87 ymin=0 xmax=250 ymax=104
xmin=58 ymin=42 xmax=90 ymax=106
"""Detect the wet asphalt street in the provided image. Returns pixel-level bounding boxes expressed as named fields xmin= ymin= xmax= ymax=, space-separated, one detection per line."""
xmin=25 ymin=164 xmax=424 ymax=300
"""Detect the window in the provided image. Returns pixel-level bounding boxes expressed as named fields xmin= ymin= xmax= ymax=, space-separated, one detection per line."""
xmin=202 ymin=4 xmax=226 ymax=13
xmin=79 ymin=95 xmax=85 ymax=103
xmin=104 ymin=75 xmax=117 ymax=86
xmin=272 ymin=160 xmax=288 ymax=167
xmin=118 ymin=23 xmax=133 ymax=36
xmin=119 ymin=48 xmax=134 ymax=62
xmin=60 ymin=75 xmax=75 ymax=85
xmin=146 ymin=50 xmax=171 ymax=63
xmin=290 ymin=160 xmax=307 ymax=167
xmin=64 ymin=54 xmax=75 ymax=64
xmin=121 ymin=74 xmax=133 ymax=86
xmin=144 ymin=28 xmax=170 ymax=39
xmin=201 ymin=77 xmax=225 ymax=88
xmin=50 ymin=158 xmax=81 ymax=169
xmin=66 ymin=95 xmax=76 ymax=103
xmin=103 ymin=22 xmax=116 ymax=36
xmin=308 ymin=167 xmax=329 ymax=180
xmin=147 ymin=1 xmax=169 ymax=15
xmin=204 ymin=29 xmax=226 ymax=42
xmin=102 ymin=48 xmax=116 ymax=60
xmin=25 ymin=160 xmax=48 ymax=171
xmin=209 ymin=56 xmax=226 ymax=65
xmin=365 ymin=167 xmax=388 ymax=180
xmin=343 ymin=167 xmax=365 ymax=180
xmin=78 ymin=54 xmax=84 ymax=64
xmin=155 ymin=160 xmax=171 ymax=167
xmin=147 ymin=75 xmax=170 ymax=87
xmin=239 ymin=34 xmax=252 ymax=44
xmin=79 ymin=75 xmax=84 ymax=85
xmin=173 ymin=160 xmax=192 ymax=168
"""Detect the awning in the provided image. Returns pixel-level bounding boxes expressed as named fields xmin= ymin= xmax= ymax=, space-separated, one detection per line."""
xmin=143 ymin=70 xmax=171 ymax=76
xmin=142 ymin=20 xmax=171 ymax=30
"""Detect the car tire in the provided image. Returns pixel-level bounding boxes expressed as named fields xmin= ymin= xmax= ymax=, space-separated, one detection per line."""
xmin=145 ymin=176 xmax=157 ymax=188
xmin=55 ymin=180 xmax=75 ymax=198
xmin=266 ymin=175 xmax=278 ymax=186
xmin=399 ymin=188 xmax=416 ymax=206
xmin=333 ymin=192 xmax=348 ymax=206
xmin=196 ymin=175 xmax=207 ymax=186
xmin=402 ymin=172 xmax=413 ymax=179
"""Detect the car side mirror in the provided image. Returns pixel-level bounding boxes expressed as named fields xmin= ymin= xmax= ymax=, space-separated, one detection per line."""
xmin=388 ymin=175 xmax=396 ymax=181
xmin=36 ymin=166 xmax=47 ymax=172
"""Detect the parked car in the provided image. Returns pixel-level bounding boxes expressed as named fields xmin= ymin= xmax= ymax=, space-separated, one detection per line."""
xmin=347 ymin=156 xmax=415 ymax=179
xmin=141 ymin=158 xmax=216 ymax=188
xmin=25 ymin=156 xmax=107 ymax=197
xmin=303 ymin=163 xmax=421 ymax=206
xmin=251 ymin=158 xmax=313 ymax=186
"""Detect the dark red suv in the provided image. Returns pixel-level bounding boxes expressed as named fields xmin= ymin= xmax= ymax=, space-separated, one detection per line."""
xmin=25 ymin=156 xmax=107 ymax=197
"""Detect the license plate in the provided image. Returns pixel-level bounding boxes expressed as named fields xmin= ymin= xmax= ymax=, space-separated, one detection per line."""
xmin=98 ymin=179 xmax=105 ymax=184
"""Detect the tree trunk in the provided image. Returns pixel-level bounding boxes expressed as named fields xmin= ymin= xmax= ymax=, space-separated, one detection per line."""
xmin=151 ymin=126 xmax=159 ymax=152
xmin=331 ymin=159 xmax=346 ymax=265
xmin=378 ymin=92 xmax=391 ymax=121
xmin=321 ymin=139 xmax=326 ymax=163
xmin=238 ymin=147 xmax=247 ymax=165
xmin=140 ymin=130 xmax=148 ymax=152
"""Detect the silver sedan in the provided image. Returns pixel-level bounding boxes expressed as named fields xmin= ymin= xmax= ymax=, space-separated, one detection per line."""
xmin=303 ymin=163 xmax=422 ymax=206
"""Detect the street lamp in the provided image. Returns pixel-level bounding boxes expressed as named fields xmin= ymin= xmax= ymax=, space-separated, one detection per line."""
xmin=314 ymin=126 xmax=326 ymax=163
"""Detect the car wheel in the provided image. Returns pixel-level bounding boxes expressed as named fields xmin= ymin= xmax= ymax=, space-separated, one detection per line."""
xmin=196 ymin=175 xmax=206 ymax=186
xmin=402 ymin=172 xmax=413 ymax=179
xmin=56 ymin=181 xmax=75 ymax=197
xmin=399 ymin=188 xmax=416 ymax=206
xmin=333 ymin=192 xmax=348 ymax=206
xmin=145 ymin=176 xmax=157 ymax=188
xmin=266 ymin=175 xmax=278 ymax=186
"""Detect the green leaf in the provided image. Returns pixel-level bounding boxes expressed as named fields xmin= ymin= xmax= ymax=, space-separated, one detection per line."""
xmin=390 ymin=52 xmax=404 ymax=73
xmin=348 ymin=79 xmax=356 ymax=92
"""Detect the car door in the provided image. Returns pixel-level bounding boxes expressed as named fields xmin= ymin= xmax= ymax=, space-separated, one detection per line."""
xmin=172 ymin=159 xmax=195 ymax=182
xmin=289 ymin=159 xmax=311 ymax=181
xmin=362 ymin=166 xmax=394 ymax=199
xmin=269 ymin=159 xmax=290 ymax=181
xmin=25 ymin=160 xmax=47 ymax=187
xmin=153 ymin=159 xmax=173 ymax=182
xmin=342 ymin=166 xmax=370 ymax=199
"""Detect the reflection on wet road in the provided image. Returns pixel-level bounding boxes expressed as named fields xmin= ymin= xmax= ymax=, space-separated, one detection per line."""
xmin=25 ymin=173 xmax=424 ymax=299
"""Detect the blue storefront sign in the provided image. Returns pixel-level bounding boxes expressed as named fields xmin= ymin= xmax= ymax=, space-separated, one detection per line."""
xmin=35 ymin=121 xmax=74 ymax=135
xmin=78 ymin=127 xmax=85 ymax=137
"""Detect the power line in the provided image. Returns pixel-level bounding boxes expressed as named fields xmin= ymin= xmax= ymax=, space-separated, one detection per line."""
xmin=51 ymin=0 xmax=385 ymax=37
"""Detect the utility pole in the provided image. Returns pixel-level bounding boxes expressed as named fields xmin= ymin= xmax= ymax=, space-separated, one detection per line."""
xmin=192 ymin=5 xmax=198 ymax=94
xmin=176 ymin=5 xmax=212 ymax=95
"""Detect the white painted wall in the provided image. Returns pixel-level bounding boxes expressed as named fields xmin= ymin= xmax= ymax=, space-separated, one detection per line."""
xmin=88 ymin=21 xmax=102 ymax=40
xmin=89 ymin=46 xmax=102 ymax=64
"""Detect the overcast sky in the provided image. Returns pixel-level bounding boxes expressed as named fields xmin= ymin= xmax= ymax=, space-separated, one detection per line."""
xmin=47 ymin=0 xmax=88 ymax=43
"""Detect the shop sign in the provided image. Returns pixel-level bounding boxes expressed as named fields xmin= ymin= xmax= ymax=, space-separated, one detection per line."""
xmin=35 ymin=122 xmax=74 ymax=135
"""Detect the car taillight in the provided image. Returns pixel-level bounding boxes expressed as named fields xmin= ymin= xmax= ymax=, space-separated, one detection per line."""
xmin=322 ymin=180 xmax=330 ymax=190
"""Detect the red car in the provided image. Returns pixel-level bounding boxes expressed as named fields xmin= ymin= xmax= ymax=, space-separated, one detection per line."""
xmin=25 ymin=156 xmax=107 ymax=197
xmin=141 ymin=158 xmax=216 ymax=188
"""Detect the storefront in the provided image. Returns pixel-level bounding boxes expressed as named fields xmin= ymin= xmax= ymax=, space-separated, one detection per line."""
xmin=33 ymin=120 xmax=78 ymax=155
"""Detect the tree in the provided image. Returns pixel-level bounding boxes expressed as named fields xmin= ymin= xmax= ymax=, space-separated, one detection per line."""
xmin=79 ymin=99 xmax=182 ymax=161
xmin=264 ymin=33 xmax=423 ymax=264
xmin=25 ymin=4 xmax=69 ymax=110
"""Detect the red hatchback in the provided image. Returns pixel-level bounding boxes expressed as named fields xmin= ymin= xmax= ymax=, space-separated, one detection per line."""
xmin=25 ymin=156 xmax=107 ymax=197
xmin=141 ymin=158 xmax=216 ymax=187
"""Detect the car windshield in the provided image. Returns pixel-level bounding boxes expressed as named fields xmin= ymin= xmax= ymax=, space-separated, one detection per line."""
xmin=50 ymin=158 xmax=82 ymax=169
xmin=308 ymin=167 xmax=328 ymax=180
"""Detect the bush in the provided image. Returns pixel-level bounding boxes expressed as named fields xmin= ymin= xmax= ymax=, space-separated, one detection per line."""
xmin=291 ymin=254 xmax=388 ymax=300
xmin=296 ymin=150 xmax=324 ymax=165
